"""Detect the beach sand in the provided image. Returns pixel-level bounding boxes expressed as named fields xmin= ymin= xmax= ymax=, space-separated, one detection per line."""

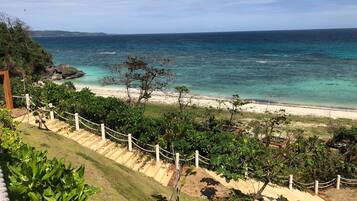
xmin=73 ymin=83 xmax=357 ymax=120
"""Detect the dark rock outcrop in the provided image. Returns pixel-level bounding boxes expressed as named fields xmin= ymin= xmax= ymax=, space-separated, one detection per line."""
xmin=46 ymin=64 xmax=85 ymax=80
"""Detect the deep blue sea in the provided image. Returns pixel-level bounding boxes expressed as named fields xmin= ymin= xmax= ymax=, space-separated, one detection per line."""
xmin=34 ymin=29 xmax=357 ymax=109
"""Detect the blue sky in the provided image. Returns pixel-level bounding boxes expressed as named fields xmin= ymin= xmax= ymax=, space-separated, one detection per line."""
xmin=1 ymin=0 xmax=357 ymax=34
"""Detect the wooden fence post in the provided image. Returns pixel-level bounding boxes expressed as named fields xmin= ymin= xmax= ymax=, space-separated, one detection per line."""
xmin=195 ymin=150 xmax=199 ymax=168
xmin=156 ymin=145 xmax=160 ymax=164
xmin=314 ymin=180 xmax=319 ymax=195
xmin=336 ymin=175 xmax=341 ymax=190
xmin=74 ymin=113 xmax=79 ymax=131
xmin=289 ymin=175 xmax=293 ymax=190
xmin=101 ymin=123 xmax=105 ymax=141
xmin=25 ymin=94 xmax=30 ymax=110
xmin=175 ymin=153 xmax=180 ymax=170
xmin=128 ymin=134 xmax=132 ymax=151
xmin=49 ymin=103 xmax=54 ymax=120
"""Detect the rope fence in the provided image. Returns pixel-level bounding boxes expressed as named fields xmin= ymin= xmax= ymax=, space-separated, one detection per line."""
xmin=341 ymin=177 xmax=357 ymax=185
xmin=131 ymin=140 xmax=156 ymax=153
xmin=160 ymin=151 xmax=175 ymax=161
xmin=105 ymin=130 xmax=128 ymax=143
xmin=53 ymin=111 xmax=71 ymax=122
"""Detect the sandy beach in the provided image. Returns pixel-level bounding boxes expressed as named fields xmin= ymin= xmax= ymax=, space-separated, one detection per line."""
xmin=71 ymin=83 xmax=357 ymax=120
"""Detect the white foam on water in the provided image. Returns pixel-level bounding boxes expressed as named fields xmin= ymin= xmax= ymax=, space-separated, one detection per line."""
xmin=98 ymin=51 xmax=117 ymax=55
xmin=256 ymin=60 xmax=268 ymax=64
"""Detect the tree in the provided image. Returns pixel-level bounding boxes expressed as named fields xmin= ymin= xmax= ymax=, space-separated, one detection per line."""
xmin=102 ymin=55 xmax=173 ymax=106
xmin=0 ymin=13 xmax=52 ymax=79
xmin=225 ymin=94 xmax=248 ymax=125
xmin=248 ymin=109 xmax=290 ymax=147
xmin=212 ymin=111 xmax=291 ymax=199
xmin=175 ymin=85 xmax=191 ymax=113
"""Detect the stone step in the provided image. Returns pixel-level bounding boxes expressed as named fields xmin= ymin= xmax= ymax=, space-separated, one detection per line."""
xmin=122 ymin=152 xmax=138 ymax=167
xmin=26 ymin=115 xmax=36 ymax=122
xmin=83 ymin=136 xmax=102 ymax=148
xmin=91 ymin=140 xmax=109 ymax=151
xmin=124 ymin=153 xmax=143 ymax=169
xmin=17 ymin=114 xmax=176 ymax=187
xmin=79 ymin=134 xmax=97 ymax=146
xmin=144 ymin=162 xmax=162 ymax=178
xmin=138 ymin=159 xmax=153 ymax=175
xmin=106 ymin=146 xmax=126 ymax=160
xmin=21 ymin=115 xmax=36 ymax=125
xmin=74 ymin=132 xmax=93 ymax=143
xmin=57 ymin=127 xmax=72 ymax=136
xmin=96 ymin=141 xmax=115 ymax=153
xmin=49 ymin=122 xmax=68 ymax=132
xmin=154 ymin=163 xmax=170 ymax=184
xmin=115 ymin=151 xmax=134 ymax=165
xmin=205 ymin=169 xmax=239 ymax=189
xmin=67 ymin=130 xmax=85 ymax=140
xmin=46 ymin=119 xmax=65 ymax=127
xmin=160 ymin=167 xmax=174 ymax=186
xmin=72 ymin=131 xmax=90 ymax=142
xmin=99 ymin=142 xmax=117 ymax=155
xmin=45 ymin=120 xmax=60 ymax=127
xmin=13 ymin=116 xmax=25 ymax=122
xmin=132 ymin=156 xmax=150 ymax=172
xmin=121 ymin=152 xmax=141 ymax=168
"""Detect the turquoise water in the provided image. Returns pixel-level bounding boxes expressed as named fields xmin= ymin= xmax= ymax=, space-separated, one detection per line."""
xmin=34 ymin=29 xmax=357 ymax=108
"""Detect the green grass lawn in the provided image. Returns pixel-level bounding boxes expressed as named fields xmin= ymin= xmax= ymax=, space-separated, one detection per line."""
xmin=144 ymin=103 xmax=357 ymax=139
xmin=17 ymin=123 xmax=204 ymax=201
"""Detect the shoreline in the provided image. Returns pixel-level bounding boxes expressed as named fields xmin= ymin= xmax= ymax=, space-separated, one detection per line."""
xmin=71 ymin=83 xmax=357 ymax=120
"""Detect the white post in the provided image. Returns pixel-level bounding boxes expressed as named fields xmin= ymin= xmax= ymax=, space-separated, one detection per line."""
xmin=49 ymin=103 xmax=54 ymax=120
xmin=101 ymin=124 xmax=105 ymax=141
xmin=289 ymin=175 xmax=293 ymax=190
xmin=336 ymin=175 xmax=341 ymax=190
xmin=175 ymin=153 xmax=180 ymax=170
xmin=314 ymin=180 xmax=319 ymax=195
xmin=195 ymin=150 xmax=199 ymax=168
xmin=25 ymin=94 xmax=30 ymax=110
xmin=74 ymin=113 xmax=79 ymax=131
xmin=128 ymin=134 xmax=132 ymax=152
xmin=155 ymin=145 xmax=160 ymax=164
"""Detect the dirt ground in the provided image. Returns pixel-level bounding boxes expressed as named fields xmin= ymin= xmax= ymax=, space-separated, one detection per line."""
xmin=181 ymin=169 xmax=357 ymax=201
xmin=320 ymin=188 xmax=357 ymax=201
xmin=181 ymin=168 xmax=231 ymax=200
xmin=11 ymin=108 xmax=27 ymax=118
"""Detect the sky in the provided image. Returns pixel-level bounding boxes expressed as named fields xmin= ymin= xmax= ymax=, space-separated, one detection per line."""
xmin=1 ymin=0 xmax=357 ymax=34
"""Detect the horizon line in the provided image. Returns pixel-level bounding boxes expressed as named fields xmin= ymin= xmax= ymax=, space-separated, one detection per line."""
xmin=33 ymin=27 xmax=357 ymax=36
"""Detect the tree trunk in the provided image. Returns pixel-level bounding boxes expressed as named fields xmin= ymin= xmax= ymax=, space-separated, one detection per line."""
xmin=125 ymin=85 xmax=132 ymax=104
xmin=229 ymin=112 xmax=234 ymax=125
xmin=256 ymin=179 xmax=269 ymax=199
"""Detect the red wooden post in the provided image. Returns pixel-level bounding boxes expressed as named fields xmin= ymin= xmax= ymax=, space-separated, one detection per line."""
xmin=0 ymin=70 xmax=13 ymax=109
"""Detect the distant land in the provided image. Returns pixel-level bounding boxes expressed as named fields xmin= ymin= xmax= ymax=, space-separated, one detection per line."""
xmin=31 ymin=30 xmax=108 ymax=37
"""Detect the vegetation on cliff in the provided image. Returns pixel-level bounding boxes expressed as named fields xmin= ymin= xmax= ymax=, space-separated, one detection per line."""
xmin=0 ymin=13 xmax=52 ymax=78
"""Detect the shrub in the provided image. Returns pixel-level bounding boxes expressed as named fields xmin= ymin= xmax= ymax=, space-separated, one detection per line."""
xmin=0 ymin=109 xmax=97 ymax=200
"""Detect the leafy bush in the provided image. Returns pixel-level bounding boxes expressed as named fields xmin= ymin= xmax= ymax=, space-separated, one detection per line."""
xmin=0 ymin=109 xmax=16 ymax=129
xmin=0 ymin=109 xmax=97 ymax=200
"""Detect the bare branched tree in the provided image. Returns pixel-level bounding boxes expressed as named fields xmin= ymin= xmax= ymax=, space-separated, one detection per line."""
xmin=224 ymin=94 xmax=248 ymax=125
xmin=174 ymin=85 xmax=192 ymax=113
xmin=102 ymin=55 xmax=173 ymax=106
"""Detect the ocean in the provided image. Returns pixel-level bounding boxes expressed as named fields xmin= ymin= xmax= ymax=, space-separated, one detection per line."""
xmin=34 ymin=29 xmax=357 ymax=109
